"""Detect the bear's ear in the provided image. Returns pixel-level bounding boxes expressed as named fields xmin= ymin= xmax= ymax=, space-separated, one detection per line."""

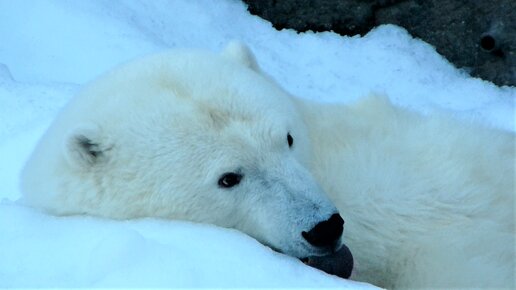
xmin=221 ymin=41 xmax=260 ymax=72
xmin=64 ymin=124 xmax=110 ymax=169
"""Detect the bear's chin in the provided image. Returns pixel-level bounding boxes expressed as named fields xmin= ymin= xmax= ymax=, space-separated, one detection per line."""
xmin=301 ymin=243 xmax=354 ymax=279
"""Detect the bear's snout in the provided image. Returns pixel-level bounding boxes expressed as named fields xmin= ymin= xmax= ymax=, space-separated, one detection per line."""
xmin=302 ymin=213 xmax=344 ymax=250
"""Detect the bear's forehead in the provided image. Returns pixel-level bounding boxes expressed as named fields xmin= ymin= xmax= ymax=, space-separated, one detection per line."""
xmin=154 ymin=100 xmax=290 ymax=152
xmin=190 ymin=104 xmax=288 ymax=142
xmin=83 ymin=50 xmax=297 ymax=143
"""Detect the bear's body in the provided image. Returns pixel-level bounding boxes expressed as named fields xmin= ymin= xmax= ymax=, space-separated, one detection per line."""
xmin=21 ymin=43 xmax=514 ymax=288
xmin=300 ymin=98 xmax=514 ymax=288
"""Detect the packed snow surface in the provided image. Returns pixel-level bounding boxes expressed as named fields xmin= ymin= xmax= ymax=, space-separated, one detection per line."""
xmin=0 ymin=0 xmax=514 ymax=288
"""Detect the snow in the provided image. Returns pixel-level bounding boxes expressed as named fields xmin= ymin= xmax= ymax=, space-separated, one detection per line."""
xmin=1 ymin=203 xmax=365 ymax=288
xmin=0 ymin=0 xmax=514 ymax=288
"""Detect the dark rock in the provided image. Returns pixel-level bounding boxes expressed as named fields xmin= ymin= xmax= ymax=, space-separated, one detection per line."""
xmin=242 ymin=0 xmax=516 ymax=87
xmin=375 ymin=0 xmax=516 ymax=86
xmin=245 ymin=0 xmax=377 ymax=36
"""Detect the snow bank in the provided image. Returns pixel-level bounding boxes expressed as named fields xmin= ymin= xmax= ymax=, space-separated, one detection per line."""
xmin=0 ymin=0 xmax=514 ymax=288
xmin=0 ymin=203 xmax=373 ymax=288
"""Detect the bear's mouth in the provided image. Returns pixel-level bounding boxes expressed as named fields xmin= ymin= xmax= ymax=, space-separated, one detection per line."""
xmin=300 ymin=243 xmax=354 ymax=279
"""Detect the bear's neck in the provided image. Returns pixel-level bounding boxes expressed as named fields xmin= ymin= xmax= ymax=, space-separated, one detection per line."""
xmin=293 ymin=96 xmax=402 ymax=201
xmin=294 ymin=97 xmax=354 ymax=191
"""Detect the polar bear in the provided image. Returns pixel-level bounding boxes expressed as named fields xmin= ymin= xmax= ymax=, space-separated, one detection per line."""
xmin=21 ymin=43 xmax=514 ymax=289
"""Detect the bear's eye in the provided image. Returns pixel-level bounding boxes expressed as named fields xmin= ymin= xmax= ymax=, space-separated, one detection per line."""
xmin=218 ymin=172 xmax=243 ymax=188
xmin=287 ymin=133 xmax=294 ymax=148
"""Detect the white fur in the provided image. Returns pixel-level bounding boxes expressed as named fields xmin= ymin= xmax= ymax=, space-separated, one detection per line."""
xmin=22 ymin=43 xmax=515 ymax=288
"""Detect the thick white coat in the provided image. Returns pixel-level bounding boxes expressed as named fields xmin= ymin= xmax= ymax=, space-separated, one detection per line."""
xmin=22 ymin=43 xmax=515 ymax=289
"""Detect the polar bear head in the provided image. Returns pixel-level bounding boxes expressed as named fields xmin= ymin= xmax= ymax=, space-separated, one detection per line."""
xmin=22 ymin=42 xmax=343 ymax=258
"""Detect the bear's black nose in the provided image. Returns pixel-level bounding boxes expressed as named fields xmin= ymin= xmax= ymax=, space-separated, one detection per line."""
xmin=302 ymin=213 xmax=344 ymax=248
